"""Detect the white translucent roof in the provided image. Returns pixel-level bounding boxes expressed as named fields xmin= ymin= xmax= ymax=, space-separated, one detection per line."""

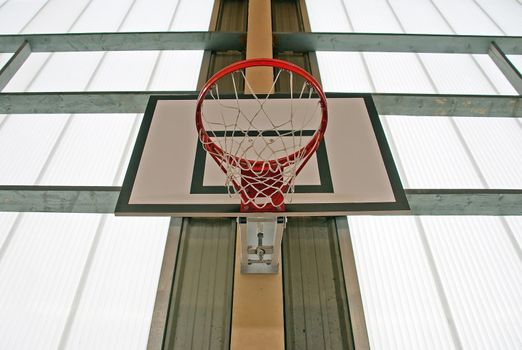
xmin=0 ymin=0 xmax=213 ymax=349
xmin=307 ymin=0 xmax=522 ymax=348
xmin=0 ymin=0 xmax=521 ymax=349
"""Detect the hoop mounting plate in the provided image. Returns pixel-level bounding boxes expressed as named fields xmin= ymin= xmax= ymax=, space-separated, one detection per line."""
xmin=115 ymin=93 xmax=409 ymax=217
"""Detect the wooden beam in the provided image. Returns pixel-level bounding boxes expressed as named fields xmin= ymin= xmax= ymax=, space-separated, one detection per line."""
xmin=231 ymin=2 xmax=285 ymax=349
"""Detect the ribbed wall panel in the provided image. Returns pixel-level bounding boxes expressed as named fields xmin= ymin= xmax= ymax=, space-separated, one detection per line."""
xmin=64 ymin=215 xmax=169 ymax=350
xmin=283 ymin=217 xmax=354 ymax=350
xmin=163 ymin=218 xmax=235 ymax=350
xmin=421 ymin=216 xmax=522 ymax=349
xmin=0 ymin=213 xmax=100 ymax=349
xmin=348 ymin=216 xmax=456 ymax=350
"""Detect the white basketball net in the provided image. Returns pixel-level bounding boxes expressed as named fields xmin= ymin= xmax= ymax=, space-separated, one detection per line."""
xmin=198 ymin=67 xmax=324 ymax=210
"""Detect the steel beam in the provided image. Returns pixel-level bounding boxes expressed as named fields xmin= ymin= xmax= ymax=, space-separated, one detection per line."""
xmin=488 ymin=42 xmax=522 ymax=95
xmin=0 ymin=41 xmax=31 ymax=90
xmin=372 ymin=93 xmax=522 ymax=117
xmin=0 ymin=32 xmax=244 ymax=53
xmin=1 ymin=186 xmax=521 ymax=215
xmin=0 ymin=92 xmax=520 ymax=117
xmin=0 ymin=32 xmax=521 ymax=54
xmin=274 ymin=33 xmax=522 ymax=54
xmin=0 ymin=186 xmax=119 ymax=213
xmin=406 ymin=189 xmax=522 ymax=216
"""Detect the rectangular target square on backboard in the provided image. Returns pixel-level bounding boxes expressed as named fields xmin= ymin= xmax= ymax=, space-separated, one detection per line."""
xmin=115 ymin=94 xmax=410 ymax=217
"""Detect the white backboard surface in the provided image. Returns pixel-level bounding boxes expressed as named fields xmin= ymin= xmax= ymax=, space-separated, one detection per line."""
xmin=116 ymin=94 xmax=409 ymax=216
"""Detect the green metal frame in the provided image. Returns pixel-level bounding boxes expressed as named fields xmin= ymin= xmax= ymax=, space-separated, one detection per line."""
xmin=0 ymin=32 xmax=521 ymax=54
xmin=1 ymin=186 xmax=521 ymax=215
xmin=0 ymin=31 xmax=521 ymax=215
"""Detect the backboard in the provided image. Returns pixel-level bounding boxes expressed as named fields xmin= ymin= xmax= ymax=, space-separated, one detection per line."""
xmin=115 ymin=93 xmax=409 ymax=217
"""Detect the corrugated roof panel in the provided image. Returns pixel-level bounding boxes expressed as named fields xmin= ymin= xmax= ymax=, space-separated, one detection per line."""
xmin=507 ymin=55 xmax=522 ymax=73
xmin=383 ymin=116 xmax=485 ymax=188
xmin=4 ymin=52 xmax=104 ymax=92
xmin=170 ymin=0 xmax=214 ymax=31
xmin=71 ymin=0 xmax=136 ymax=32
xmin=64 ymin=215 xmax=168 ymax=350
xmin=428 ymin=0 xmax=504 ymax=35
xmin=148 ymin=50 xmax=204 ymax=90
xmin=505 ymin=217 xmax=522 ymax=248
xmin=0 ymin=115 xmax=68 ymax=184
xmin=420 ymin=216 xmax=522 ymax=349
xmin=0 ymin=213 xmax=100 ymax=349
xmin=363 ymin=52 xmax=434 ymax=93
xmin=418 ymin=53 xmax=498 ymax=94
xmin=454 ymin=117 xmax=522 ymax=188
xmin=304 ymin=0 xmax=351 ymax=31
xmin=20 ymin=0 xmax=91 ymax=34
xmin=341 ymin=0 xmax=402 ymax=32
xmin=348 ymin=216 xmax=456 ymax=350
xmin=472 ymin=54 xmax=518 ymax=94
xmin=316 ymin=52 xmax=372 ymax=92
xmin=0 ymin=0 xmax=48 ymax=33
xmin=0 ymin=212 xmax=18 ymax=246
xmin=37 ymin=114 xmax=139 ymax=186
xmin=385 ymin=0 xmax=452 ymax=34
xmin=0 ymin=52 xmax=13 ymax=69
xmin=472 ymin=0 xmax=522 ymax=35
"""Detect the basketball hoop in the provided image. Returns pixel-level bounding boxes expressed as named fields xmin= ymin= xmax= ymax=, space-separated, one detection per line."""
xmin=195 ymin=58 xmax=328 ymax=212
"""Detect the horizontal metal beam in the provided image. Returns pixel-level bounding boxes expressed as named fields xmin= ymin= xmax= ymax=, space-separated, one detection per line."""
xmin=372 ymin=93 xmax=522 ymax=117
xmin=274 ymin=33 xmax=522 ymax=54
xmin=0 ymin=32 xmax=245 ymax=53
xmin=1 ymin=186 xmax=521 ymax=215
xmin=406 ymin=189 xmax=522 ymax=216
xmin=0 ymin=92 xmax=520 ymax=117
xmin=0 ymin=32 xmax=520 ymax=54
xmin=0 ymin=186 xmax=120 ymax=213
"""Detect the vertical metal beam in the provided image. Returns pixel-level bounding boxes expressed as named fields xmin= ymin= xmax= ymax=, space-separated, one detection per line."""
xmin=283 ymin=217 xmax=354 ymax=350
xmin=147 ymin=218 xmax=183 ymax=350
xmin=335 ymin=217 xmax=370 ymax=350
xmin=0 ymin=40 xmax=31 ymax=91
xmin=162 ymin=218 xmax=236 ymax=350
xmin=489 ymin=41 xmax=522 ymax=95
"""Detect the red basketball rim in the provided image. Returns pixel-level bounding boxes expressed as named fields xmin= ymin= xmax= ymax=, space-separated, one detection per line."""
xmin=195 ymin=58 xmax=328 ymax=172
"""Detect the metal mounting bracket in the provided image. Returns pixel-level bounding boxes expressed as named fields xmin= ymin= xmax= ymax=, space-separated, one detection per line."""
xmin=237 ymin=216 xmax=286 ymax=274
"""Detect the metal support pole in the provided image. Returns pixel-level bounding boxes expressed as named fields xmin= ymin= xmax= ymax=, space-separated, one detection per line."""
xmin=488 ymin=41 xmax=522 ymax=95
xmin=0 ymin=40 xmax=31 ymax=91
